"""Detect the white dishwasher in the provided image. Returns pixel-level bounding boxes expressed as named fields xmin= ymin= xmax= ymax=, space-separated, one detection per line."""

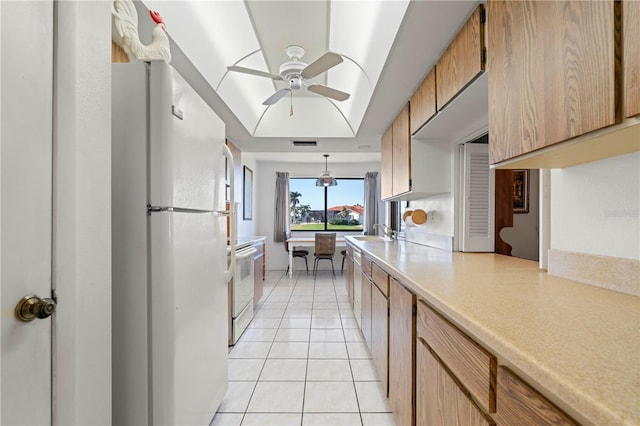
xmin=352 ymin=248 xmax=362 ymax=328
xmin=230 ymin=245 xmax=257 ymax=344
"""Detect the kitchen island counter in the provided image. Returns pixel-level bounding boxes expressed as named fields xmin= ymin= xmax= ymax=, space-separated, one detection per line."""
xmin=346 ymin=236 xmax=639 ymax=425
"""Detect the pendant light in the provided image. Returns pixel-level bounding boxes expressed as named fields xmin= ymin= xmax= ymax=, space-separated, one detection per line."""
xmin=315 ymin=154 xmax=337 ymax=187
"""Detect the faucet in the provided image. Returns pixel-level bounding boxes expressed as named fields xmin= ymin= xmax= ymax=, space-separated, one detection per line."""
xmin=373 ymin=223 xmax=396 ymax=239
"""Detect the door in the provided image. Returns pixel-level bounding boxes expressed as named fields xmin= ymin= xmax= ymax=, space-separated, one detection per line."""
xmin=1 ymin=1 xmax=54 ymax=424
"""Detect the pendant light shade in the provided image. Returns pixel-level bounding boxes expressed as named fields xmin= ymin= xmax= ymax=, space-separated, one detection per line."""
xmin=315 ymin=154 xmax=337 ymax=187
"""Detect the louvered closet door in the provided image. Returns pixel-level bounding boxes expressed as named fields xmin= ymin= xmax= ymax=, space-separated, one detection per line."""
xmin=460 ymin=142 xmax=495 ymax=252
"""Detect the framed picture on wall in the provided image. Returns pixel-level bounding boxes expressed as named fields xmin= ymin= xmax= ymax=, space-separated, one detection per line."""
xmin=243 ymin=166 xmax=253 ymax=220
xmin=513 ymin=169 xmax=529 ymax=214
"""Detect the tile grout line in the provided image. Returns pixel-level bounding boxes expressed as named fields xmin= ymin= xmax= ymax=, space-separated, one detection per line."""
xmin=334 ymin=271 xmax=365 ymax=426
xmin=240 ymin=270 xmax=296 ymax=423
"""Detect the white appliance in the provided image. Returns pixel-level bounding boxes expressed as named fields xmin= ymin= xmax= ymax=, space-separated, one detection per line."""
xmin=111 ymin=62 xmax=235 ymax=426
xmin=230 ymin=245 xmax=257 ymax=344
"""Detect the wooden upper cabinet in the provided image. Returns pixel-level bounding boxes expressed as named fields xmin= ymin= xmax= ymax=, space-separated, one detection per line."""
xmin=624 ymin=0 xmax=640 ymax=118
xmin=380 ymin=126 xmax=394 ymax=200
xmin=410 ymin=67 xmax=437 ymax=134
xmin=497 ymin=367 xmax=577 ymax=425
xmin=437 ymin=5 xmax=486 ymax=109
xmin=392 ymin=104 xmax=411 ymax=196
xmin=488 ymin=0 xmax=619 ymax=164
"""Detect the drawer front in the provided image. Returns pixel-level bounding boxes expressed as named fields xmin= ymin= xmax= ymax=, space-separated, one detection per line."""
xmin=362 ymin=256 xmax=373 ymax=279
xmin=371 ymin=263 xmax=389 ymax=297
xmin=497 ymin=367 xmax=576 ymax=426
xmin=417 ymin=301 xmax=496 ymax=413
xmin=417 ymin=340 xmax=494 ymax=426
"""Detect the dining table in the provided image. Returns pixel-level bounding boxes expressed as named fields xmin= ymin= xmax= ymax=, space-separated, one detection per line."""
xmin=286 ymin=236 xmax=346 ymax=278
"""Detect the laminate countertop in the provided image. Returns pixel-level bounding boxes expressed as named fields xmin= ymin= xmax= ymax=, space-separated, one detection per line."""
xmin=346 ymin=237 xmax=640 ymax=425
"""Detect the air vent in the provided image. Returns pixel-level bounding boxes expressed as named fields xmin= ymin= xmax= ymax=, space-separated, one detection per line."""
xmin=291 ymin=140 xmax=317 ymax=147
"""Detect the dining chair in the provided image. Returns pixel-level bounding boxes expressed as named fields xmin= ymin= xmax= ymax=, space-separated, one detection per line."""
xmin=313 ymin=232 xmax=336 ymax=277
xmin=340 ymin=249 xmax=347 ymax=274
xmin=283 ymin=231 xmax=309 ymax=274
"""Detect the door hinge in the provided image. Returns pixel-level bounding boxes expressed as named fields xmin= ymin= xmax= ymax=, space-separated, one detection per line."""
xmin=481 ymin=47 xmax=487 ymax=64
xmin=480 ymin=6 xmax=486 ymax=24
xmin=412 ymin=304 xmax=417 ymax=315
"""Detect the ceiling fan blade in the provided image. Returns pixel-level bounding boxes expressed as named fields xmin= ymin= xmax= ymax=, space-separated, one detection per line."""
xmin=307 ymin=84 xmax=350 ymax=102
xmin=301 ymin=52 xmax=343 ymax=79
xmin=227 ymin=65 xmax=282 ymax=80
xmin=262 ymin=88 xmax=291 ymax=105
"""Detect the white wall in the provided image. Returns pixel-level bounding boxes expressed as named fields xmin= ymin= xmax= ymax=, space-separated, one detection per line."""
xmin=250 ymin=156 xmax=381 ymax=270
xmin=400 ymin=140 xmax=457 ymax=251
xmin=501 ymin=169 xmax=540 ymax=261
xmin=55 ymin=1 xmax=112 ymax=424
xmin=236 ymin=154 xmax=258 ymax=238
xmin=550 ymin=152 xmax=640 ymax=260
xmin=404 ymin=194 xmax=455 ymax=236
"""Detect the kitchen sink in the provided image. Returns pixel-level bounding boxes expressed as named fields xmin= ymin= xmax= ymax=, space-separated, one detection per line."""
xmin=351 ymin=235 xmax=393 ymax=242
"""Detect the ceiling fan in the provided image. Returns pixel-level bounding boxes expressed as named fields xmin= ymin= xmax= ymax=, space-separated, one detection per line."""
xmin=227 ymin=45 xmax=351 ymax=106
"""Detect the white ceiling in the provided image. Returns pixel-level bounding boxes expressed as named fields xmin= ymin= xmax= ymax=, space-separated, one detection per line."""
xmin=139 ymin=0 xmax=480 ymax=158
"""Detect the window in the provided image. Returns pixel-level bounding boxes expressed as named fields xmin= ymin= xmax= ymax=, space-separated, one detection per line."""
xmin=290 ymin=178 xmax=364 ymax=231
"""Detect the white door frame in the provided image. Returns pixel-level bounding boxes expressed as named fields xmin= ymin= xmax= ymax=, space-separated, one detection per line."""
xmin=52 ymin=1 xmax=112 ymax=424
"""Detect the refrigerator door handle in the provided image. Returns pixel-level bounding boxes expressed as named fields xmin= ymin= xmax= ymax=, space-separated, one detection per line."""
xmin=223 ymin=143 xmax=236 ymax=283
xmin=148 ymin=206 xmax=231 ymax=215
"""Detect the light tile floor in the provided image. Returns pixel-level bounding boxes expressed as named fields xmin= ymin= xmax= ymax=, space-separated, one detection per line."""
xmin=211 ymin=270 xmax=396 ymax=426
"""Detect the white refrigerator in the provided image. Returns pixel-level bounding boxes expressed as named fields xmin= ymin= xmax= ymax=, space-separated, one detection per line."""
xmin=111 ymin=62 xmax=235 ymax=425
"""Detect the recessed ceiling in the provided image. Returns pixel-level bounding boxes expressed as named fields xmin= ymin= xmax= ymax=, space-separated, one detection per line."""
xmin=140 ymin=0 xmax=480 ymax=155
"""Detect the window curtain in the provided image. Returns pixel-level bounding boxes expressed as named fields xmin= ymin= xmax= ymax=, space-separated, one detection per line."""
xmin=364 ymin=171 xmax=379 ymax=235
xmin=274 ymin=172 xmax=290 ymax=242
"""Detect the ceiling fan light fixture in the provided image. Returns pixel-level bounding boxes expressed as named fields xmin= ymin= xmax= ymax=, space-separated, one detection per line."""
xmin=315 ymin=154 xmax=338 ymax=187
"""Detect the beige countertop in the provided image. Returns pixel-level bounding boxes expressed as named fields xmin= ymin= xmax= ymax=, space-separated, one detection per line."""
xmin=346 ymin=237 xmax=640 ymax=425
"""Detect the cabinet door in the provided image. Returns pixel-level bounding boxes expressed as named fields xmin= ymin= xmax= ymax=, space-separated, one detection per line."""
xmin=497 ymin=367 xmax=576 ymax=425
xmin=436 ymin=5 xmax=485 ymax=109
xmin=389 ymin=278 xmax=415 ymax=426
xmin=417 ymin=340 xmax=494 ymax=426
xmin=345 ymin=253 xmax=354 ymax=306
xmin=410 ymin=67 xmax=437 ymax=134
xmin=624 ymin=0 xmax=640 ymax=118
xmin=371 ymin=284 xmax=389 ymax=397
xmin=488 ymin=0 xmax=618 ymax=164
xmin=392 ymin=104 xmax=411 ymax=197
xmin=361 ymin=275 xmax=373 ymax=348
xmin=381 ymin=126 xmax=394 ymax=200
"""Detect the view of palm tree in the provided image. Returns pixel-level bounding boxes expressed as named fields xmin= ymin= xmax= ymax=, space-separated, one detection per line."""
xmin=289 ymin=178 xmax=364 ymax=231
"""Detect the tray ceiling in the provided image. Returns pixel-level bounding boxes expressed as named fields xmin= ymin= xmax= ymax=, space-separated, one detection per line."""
xmin=139 ymin=0 xmax=480 ymax=154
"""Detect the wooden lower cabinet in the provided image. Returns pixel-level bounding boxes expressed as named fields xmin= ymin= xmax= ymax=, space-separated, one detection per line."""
xmin=417 ymin=340 xmax=494 ymax=426
xmin=497 ymin=367 xmax=576 ymax=425
xmin=361 ymin=274 xmax=373 ymax=346
xmin=417 ymin=301 xmax=496 ymax=413
xmin=371 ymin=283 xmax=389 ymax=397
xmin=389 ymin=278 xmax=416 ymax=426
xmin=345 ymin=249 xmax=354 ymax=306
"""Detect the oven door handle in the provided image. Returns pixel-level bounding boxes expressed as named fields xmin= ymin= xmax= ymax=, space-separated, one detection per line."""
xmin=236 ymin=247 xmax=257 ymax=260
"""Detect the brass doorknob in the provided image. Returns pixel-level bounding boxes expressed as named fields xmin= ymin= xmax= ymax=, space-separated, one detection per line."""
xmin=15 ymin=295 xmax=57 ymax=322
